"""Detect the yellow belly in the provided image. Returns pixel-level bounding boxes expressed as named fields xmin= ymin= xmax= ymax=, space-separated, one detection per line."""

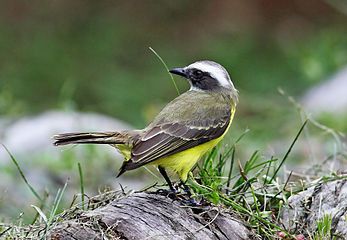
xmin=152 ymin=134 xmax=223 ymax=182
xmin=152 ymin=110 xmax=235 ymax=182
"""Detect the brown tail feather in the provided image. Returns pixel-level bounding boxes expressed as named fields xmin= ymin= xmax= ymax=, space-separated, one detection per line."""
xmin=53 ymin=132 xmax=127 ymax=146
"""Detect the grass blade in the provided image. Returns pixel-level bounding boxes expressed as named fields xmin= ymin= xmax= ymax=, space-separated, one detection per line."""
xmin=1 ymin=144 xmax=42 ymax=202
xmin=269 ymin=120 xmax=308 ymax=183
xmin=31 ymin=190 xmax=49 ymax=225
xmin=31 ymin=205 xmax=48 ymax=224
xmin=226 ymin=147 xmax=235 ymax=193
xmin=0 ymin=227 xmax=12 ymax=238
xmin=48 ymin=180 xmax=68 ymax=226
xmin=77 ymin=162 xmax=85 ymax=210
xmin=263 ymin=156 xmax=275 ymax=185
xmin=149 ymin=47 xmax=180 ymax=95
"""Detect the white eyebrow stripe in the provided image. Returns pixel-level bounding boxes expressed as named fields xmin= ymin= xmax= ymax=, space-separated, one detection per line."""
xmin=186 ymin=62 xmax=232 ymax=88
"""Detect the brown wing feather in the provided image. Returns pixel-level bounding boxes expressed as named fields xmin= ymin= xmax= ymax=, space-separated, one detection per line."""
xmin=124 ymin=114 xmax=230 ymax=171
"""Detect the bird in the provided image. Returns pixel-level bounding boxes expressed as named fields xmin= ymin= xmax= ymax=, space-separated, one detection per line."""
xmin=53 ymin=60 xmax=238 ymax=192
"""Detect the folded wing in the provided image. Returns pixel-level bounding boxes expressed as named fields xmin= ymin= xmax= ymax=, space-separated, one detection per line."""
xmin=123 ymin=114 xmax=230 ymax=171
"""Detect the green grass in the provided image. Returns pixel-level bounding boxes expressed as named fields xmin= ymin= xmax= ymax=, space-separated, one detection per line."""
xmin=0 ymin=144 xmax=42 ymax=203
xmin=313 ymin=214 xmax=334 ymax=240
xmin=186 ymin=117 xmax=346 ymax=239
xmin=1 ymin=116 xmax=346 ymax=239
xmin=187 ymin=126 xmax=305 ymax=238
xmin=77 ymin=162 xmax=85 ymax=210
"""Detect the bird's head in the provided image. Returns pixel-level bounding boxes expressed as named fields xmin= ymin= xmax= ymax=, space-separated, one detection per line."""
xmin=169 ymin=60 xmax=236 ymax=92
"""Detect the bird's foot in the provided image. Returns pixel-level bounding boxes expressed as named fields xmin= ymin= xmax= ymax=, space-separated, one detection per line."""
xmin=178 ymin=196 xmax=213 ymax=210
xmin=155 ymin=188 xmax=179 ymax=200
xmin=180 ymin=183 xmax=192 ymax=196
xmin=156 ymin=190 xmax=198 ymax=205
xmin=179 ymin=197 xmax=200 ymax=206
xmin=152 ymin=186 xmax=208 ymax=208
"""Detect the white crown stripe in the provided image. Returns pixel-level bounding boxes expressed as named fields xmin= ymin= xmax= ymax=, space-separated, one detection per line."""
xmin=185 ymin=61 xmax=232 ymax=88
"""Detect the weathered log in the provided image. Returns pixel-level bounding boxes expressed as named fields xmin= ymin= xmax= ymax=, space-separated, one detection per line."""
xmin=48 ymin=192 xmax=254 ymax=240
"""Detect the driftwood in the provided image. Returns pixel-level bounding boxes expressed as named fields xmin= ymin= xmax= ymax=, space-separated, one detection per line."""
xmin=48 ymin=192 xmax=253 ymax=240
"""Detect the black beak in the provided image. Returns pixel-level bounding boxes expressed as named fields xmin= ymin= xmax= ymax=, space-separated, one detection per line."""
xmin=169 ymin=68 xmax=187 ymax=78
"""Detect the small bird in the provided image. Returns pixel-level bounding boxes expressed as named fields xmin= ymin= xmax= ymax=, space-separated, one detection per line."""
xmin=53 ymin=60 xmax=238 ymax=192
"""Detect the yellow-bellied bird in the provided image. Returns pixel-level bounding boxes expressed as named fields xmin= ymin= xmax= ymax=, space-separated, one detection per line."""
xmin=53 ymin=61 xmax=238 ymax=191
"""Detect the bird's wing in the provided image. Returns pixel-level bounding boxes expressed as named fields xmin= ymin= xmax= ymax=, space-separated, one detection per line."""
xmin=125 ymin=91 xmax=231 ymax=169
xmin=131 ymin=116 xmax=230 ymax=167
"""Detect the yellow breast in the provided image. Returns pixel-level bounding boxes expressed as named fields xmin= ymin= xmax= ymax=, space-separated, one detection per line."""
xmin=152 ymin=108 xmax=235 ymax=182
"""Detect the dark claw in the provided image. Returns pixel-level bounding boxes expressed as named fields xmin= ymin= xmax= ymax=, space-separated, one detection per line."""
xmin=155 ymin=188 xmax=179 ymax=200
xmin=178 ymin=181 xmax=192 ymax=197
xmin=179 ymin=197 xmax=200 ymax=206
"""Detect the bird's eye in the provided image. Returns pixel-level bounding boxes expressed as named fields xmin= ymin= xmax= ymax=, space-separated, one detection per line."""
xmin=194 ymin=70 xmax=203 ymax=78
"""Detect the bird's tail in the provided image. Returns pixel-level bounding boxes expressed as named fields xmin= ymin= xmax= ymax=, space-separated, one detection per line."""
xmin=53 ymin=132 xmax=128 ymax=146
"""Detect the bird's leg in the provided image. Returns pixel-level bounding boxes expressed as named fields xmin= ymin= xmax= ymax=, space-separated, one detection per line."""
xmin=180 ymin=181 xmax=192 ymax=197
xmin=158 ymin=166 xmax=175 ymax=193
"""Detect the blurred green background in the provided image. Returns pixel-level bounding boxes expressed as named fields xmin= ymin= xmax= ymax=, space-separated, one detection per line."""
xmin=1 ymin=0 xmax=347 ymax=223
xmin=1 ymin=1 xmax=347 ymax=131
